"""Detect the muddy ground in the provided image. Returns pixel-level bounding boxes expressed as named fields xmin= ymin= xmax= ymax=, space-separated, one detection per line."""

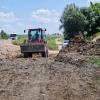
xmin=0 ymin=40 xmax=100 ymax=100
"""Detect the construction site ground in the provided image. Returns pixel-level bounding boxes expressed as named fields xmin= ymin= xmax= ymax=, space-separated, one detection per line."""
xmin=0 ymin=40 xmax=100 ymax=100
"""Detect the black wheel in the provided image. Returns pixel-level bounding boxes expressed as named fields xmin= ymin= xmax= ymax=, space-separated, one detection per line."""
xmin=23 ymin=53 xmax=28 ymax=58
xmin=41 ymin=50 xmax=48 ymax=57
xmin=28 ymin=53 xmax=32 ymax=58
xmin=23 ymin=53 xmax=32 ymax=58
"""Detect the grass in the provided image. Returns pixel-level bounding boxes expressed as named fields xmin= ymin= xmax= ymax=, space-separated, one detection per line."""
xmin=47 ymin=36 xmax=58 ymax=50
xmin=87 ymin=32 xmax=100 ymax=41
xmin=12 ymin=35 xmax=27 ymax=45
xmin=12 ymin=35 xmax=59 ymax=50
xmin=89 ymin=57 xmax=100 ymax=66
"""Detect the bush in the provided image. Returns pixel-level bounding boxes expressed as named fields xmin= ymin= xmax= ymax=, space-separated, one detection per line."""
xmin=12 ymin=36 xmax=27 ymax=45
xmin=0 ymin=30 xmax=8 ymax=39
xmin=47 ymin=36 xmax=58 ymax=50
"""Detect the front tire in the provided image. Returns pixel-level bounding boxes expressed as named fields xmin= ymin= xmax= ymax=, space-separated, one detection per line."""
xmin=23 ymin=53 xmax=32 ymax=58
xmin=41 ymin=50 xmax=48 ymax=57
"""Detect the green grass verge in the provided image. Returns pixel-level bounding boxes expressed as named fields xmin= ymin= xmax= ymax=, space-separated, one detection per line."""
xmin=12 ymin=35 xmax=27 ymax=45
xmin=47 ymin=36 xmax=58 ymax=50
xmin=89 ymin=57 xmax=100 ymax=66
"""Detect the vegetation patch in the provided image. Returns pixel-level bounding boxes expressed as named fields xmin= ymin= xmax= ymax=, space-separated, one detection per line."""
xmin=89 ymin=57 xmax=100 ymax=66
xmin=12 ymin=35 xmax=27 ymax=45
xmin=47 ymin=36 xmax=58 ymax=50
xmin=87 ymin=32 xmax=100 ymax=41
xmin=0 ymin=30 xmax=9 ymax=39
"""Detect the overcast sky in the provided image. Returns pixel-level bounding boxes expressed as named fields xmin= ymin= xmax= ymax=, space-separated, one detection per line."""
xmin=0 ymin=0 xmax=100 ymax=34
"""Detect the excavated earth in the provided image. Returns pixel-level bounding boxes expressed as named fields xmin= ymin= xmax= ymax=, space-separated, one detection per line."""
xmin=0 ymin=40 xmax=21 ymax=59
xmin=0 ymin=40 xmax=100 ymax=100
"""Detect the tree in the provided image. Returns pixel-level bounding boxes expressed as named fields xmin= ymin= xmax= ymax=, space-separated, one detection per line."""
xmin=81 ymin=7 xmax=95 ymax=36
xmin=60 ymin=4 xmax=88 ymax=39
xmin=91 ymin=3 xmax=100 ymax=34
xmin=0 ymin=30 xmax=8 ymax=39
xmin=81 ymin=3 xmax=100 ymax=36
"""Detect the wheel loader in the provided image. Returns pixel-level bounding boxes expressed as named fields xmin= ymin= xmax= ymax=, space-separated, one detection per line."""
xmin=20 ymin=28 xmax=48 ymax=58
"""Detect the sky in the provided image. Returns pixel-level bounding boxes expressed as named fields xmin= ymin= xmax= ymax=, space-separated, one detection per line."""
xmin=0 ymin=0 xmax=100 ymax=34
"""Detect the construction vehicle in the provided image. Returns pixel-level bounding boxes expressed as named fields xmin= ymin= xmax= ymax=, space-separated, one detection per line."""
xmin=20 ymin=28 xmax=48 ymax=58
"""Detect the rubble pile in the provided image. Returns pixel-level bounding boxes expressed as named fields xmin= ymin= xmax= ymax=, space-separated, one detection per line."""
xmin=61 ymin=42 xmax=100 ymax=55
xmin=56 ymin=34 xmax=100 ymax=66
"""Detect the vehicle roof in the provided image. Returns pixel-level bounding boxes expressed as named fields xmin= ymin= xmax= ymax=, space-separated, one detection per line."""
xmin=28 ymin=28 xmax=46 ymax=30
xmin=10 ymin=34 xmax=17 ymax=37
xmin=63 ymin=40 xmax=69 ymax=42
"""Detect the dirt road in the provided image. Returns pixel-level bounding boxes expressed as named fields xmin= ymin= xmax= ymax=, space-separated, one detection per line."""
xmin=0 ymin=55 xmax=100 ymax=100
xmin=0 ymin=40 xmax=100 ymax=100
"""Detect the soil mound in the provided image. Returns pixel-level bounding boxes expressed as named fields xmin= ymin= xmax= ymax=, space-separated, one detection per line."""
xmin=0 ymin=40 xmax=21 ymax=59
xmin=54 ymin=35 xmax=100 ymax=100
xmin=60 ymin=35 xmax=100 ymax=56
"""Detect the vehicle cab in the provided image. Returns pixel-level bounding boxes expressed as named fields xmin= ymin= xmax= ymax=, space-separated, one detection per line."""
xmin=27 ymin=28 xmax=47 ymax=43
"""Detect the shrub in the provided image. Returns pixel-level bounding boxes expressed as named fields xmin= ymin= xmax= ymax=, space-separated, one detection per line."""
xmin=12 ymin=36 xmax=27 ymax=45
xmin=0 ymin=30 xmax=8 ymax=39
xmin=47 ymin=36 xmax=58 ymax=50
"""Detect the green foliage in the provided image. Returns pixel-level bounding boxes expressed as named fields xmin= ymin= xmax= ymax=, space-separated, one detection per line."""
xmin=81 ymin=3 xmax=100 ymax=37
xmin=12 ymin=35 xmax=27 ymax=45
xmin=61 ymin=3 xmax=100 ymax=39
xmin=47 ymin=36 xmax=58 ymax=50
xmin=89 ymin=57 xmax=100 ymax=66
xmin=60 ymin=4 xmax=88 ymax=39
xmin=0 ymin=30 xmax=8 ymax=39
xmin=87 ymin=32 xmax=100 ymax=40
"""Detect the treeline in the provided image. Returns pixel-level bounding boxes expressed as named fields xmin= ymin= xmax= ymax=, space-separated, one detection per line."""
xmin=0 ymin=30 xmax=9 ymax=39
xmin=60 ymin=2 xmax=100 ymax=39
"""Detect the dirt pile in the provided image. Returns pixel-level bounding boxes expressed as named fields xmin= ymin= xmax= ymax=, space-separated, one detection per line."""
xmin=60 ymin=35 xmax=100 ymax=55
xmin=0 ymin=40 xmax=21 ymax=59
xmin=54 ymin=35 xmax=100 ymax=100
xmin=60 ymin=42 xmax=100 ymax=55
xmin=56 ymin=35 xmax=100 ymax=65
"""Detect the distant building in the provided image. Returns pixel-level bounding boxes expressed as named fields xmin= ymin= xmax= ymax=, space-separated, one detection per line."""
xmin=9 ymin=33 xmax=17 ymax=40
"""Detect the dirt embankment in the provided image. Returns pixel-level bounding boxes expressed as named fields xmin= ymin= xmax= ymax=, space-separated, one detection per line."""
xmin=0 ymin=40 xmax=21 ymax=59
xmin=55 ymin=36 xmax=100 ymax=100
xmin=0 ymin=39 xmax=100 ymax=100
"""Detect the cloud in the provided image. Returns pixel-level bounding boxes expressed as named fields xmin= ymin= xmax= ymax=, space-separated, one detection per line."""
xmin=0 ymin=21 xmax=26 ymax=34
xmin=0 ymin=11 xmax=18 ymax=23
xmin=31 ymin=9 xmax=61 ymax=33
xmin=0 ymin=11 xmax=25 ymax=34
xmin=32 ymin=9 xmax=61 ymax=23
